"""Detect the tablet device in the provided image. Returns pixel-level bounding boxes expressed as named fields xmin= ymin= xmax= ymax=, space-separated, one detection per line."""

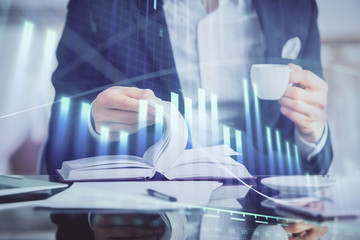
xmin=0 ymin=175 xmax=67 ymax=197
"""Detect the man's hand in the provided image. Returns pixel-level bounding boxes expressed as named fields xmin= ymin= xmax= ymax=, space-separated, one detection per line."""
xmin=92 ymin=86 xmax=160 ymax=139
xmin=283 ymin=222 xmax=328 ymax=240
xmin=279 ymin=64 xmax=328 ymax=143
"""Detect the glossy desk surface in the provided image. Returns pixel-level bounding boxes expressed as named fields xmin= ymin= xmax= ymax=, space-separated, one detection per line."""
xmin=1 ymin=175 xmax=360 ymax=240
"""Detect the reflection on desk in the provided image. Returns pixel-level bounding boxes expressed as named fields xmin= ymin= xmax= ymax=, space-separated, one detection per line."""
xmin=91 ymin=212 xmax=187 ymax=240
xmin=50 ymin=210 xmax=329 ymax=240
xmin=1 ymin=175 xmax=360 ymax=239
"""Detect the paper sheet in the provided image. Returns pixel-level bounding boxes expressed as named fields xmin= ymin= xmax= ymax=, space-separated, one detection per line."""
xmin=37 ymin=181 xmax=222 ymax=211
xmin=208 ymin=198 xmax=242 ymax=209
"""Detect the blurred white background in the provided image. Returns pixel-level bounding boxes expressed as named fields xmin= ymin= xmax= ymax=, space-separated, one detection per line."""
xmin=0 ymin=0 xmax=359 ymax=175
xmin=0 ymin=0 xmax=67 ymax=174
xmin=317 ymin=0 xmax=360 ymax=176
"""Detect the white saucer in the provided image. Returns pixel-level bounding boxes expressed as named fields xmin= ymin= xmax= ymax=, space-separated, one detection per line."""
xmin=261 ymin=195 xmax=324 ymax=209
xmin=261 ymin=176 xmax=337 ymax=196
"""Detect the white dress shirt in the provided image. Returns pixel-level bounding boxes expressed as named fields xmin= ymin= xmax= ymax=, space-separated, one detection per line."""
xmin=162 ymin=0 xmax=327 ymax=159
xmin=163 ymin=0 xmax=265 ymax=124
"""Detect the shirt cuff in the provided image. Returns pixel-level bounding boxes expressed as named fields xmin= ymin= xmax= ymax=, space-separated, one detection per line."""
xmin=294 ymin=121 xmax=328 ymax=161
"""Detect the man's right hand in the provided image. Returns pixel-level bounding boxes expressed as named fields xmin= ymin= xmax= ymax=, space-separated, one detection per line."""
xmin=92 ymin=86 xmax=160 ymax=139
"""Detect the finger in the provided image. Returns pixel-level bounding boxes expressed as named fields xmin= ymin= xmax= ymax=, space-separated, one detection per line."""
xmin=94 ymin=109 xmax=155 ymax=124
xmin=280 ymin=105 xmax=326 ymax=143
xmin=96 ymin=91 xmax=141 ymax=112
xmin=289 ymin=235 xmax=305 ymax=240
xmin=96 ymin=122 xmax=152 ymax=135
xmin=303 ymin=225 xmax=328 ymax=240
xmin=289 ymin=70 xmax=325 ymax=90
xmin=287 ymin=231 xmax=308 ymax=239
xmin=121 ymin=87 xmax=160 ymax=101
xmin=288 ymin=63 xmax=302 ymax=71
xmin=282 ymin=86 xmax=326 ymax=109
xmin=96 ymin=88 xmax=159 ymax=112
xmin=280 ymin=105 xmax=311 ymax=128
xmin=283 ymin=222 xmax=314 ymax=234
xmin=278 ymin=97 xmax=322 ymax=120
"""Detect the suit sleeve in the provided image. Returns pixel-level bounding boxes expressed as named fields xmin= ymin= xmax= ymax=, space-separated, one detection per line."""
xmin=52 ymin=0 xmax=112 ymax=101
xmin=42 ymin=0 xmax=137 ymax=174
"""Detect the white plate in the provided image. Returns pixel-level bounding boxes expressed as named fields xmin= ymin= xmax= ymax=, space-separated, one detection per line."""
xmin=261 ymin=176 xmax=337 ymax=196
xmin=261 ymin=196 xmax=326 ymax=209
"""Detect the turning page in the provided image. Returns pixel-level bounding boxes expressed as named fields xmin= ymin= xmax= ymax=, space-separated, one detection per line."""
xmin=143 ymin=100 xmax=188 ymax=172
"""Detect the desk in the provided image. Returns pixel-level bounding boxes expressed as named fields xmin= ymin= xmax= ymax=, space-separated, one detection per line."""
xmin=1 ymin=176 xmax=360 ymax=240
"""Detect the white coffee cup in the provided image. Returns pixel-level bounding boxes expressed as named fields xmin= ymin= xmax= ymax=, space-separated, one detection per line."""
xmin=250 ymin=64 xmax=292 ymax=100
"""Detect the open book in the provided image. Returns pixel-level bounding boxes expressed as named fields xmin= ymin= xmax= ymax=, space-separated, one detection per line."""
xmin=58 ymin=100 xmax=253 ymax=181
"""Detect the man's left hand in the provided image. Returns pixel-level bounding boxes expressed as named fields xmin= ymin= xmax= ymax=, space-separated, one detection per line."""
xmin=279 ymin=64 xmax=328 ymax=143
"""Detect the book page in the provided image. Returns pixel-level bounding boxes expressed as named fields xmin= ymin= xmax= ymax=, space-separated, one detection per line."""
xmin=140 ymin=101 xmax=253 ymax=181
xmin=164 ymin=145 xmax=252 ymax=180
xmin=58 ymin=155 xmax=154 ymax=181
xmin=174 ymin=144 xmax=241 ymax=165
xmin=165 ymin=159 xmax=253 ymax=180
xmin=61 ymin=167 xmax=156 ymax=181
xmin=63 ymin=155 xmax=149 ymax=169
xmin=159 ymin=212 xmax=188 ymax=240
xmin=143 ymin=100 xmax=188 ymax=172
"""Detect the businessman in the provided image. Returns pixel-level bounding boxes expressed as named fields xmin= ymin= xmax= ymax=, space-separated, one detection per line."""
xmin=42 ymin=0 xmax=333 ymax=175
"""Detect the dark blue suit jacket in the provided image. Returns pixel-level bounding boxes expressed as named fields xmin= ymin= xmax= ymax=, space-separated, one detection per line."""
xmin=42 ymin=0 xmax=333 ymax=176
